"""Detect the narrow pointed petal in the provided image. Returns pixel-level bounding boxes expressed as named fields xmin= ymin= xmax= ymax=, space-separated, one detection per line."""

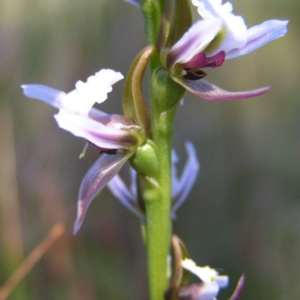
xmin=171 ymin=149 xmax=180 ymax=190
xmin=73 ymin=151 xmax=133 ymax=234
xmin=172 ymin=142 xmax=200 ymax=215
xmin=107 ymin=175 xmax=141 ymax=216
xmin=172 ymin=75 xmax=270 ymax=101
xmin=168 ymin=18 xmax=222 ymax=67
xmin=124 ymin=0 xmax=139 ymax=7
xmin=226 ymin=20 xmax=289 ymax=59
xmin=54 ymin=113 xmax=140 ymax=150
xmin=21 ymin=84 xmax=66 ymax=110
xmin=129 ymin=167 xmax=137 ymax=197
xmin=229 ymin=274 xmax=245 ymax=300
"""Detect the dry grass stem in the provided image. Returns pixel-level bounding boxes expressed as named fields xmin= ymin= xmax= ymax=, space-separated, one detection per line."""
xmin=0 ymin=222 xmax=66 ymax=300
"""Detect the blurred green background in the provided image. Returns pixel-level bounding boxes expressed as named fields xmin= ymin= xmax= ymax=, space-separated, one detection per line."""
xmin=0 ymin=0 xmax=298 ymax=299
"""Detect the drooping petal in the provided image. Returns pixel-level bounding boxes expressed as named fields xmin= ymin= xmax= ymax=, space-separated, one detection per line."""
xmin=21 ymin=84 xmax=66 ymax=110
xmin=171 ymin=149 xmax=180 ymax=189
xmin=172 ymin=75 xmax=270 ymax=101
xmin=74 ymin=151 xmax=133 ymax=234
xmin=226 ymin=20 xmax=289 ymax=59
xmin=107 ymin=174 xmax=141 ymax=216
xmin=172 ymin=142 xmax=200 ymax=215
xmin=229 ymin=274 xmax=245 ymax=300
xmin=54 ymin=113 xmax=140 ymax=150
xmin=192 ymin=0 xmax=248 ymax=55
xmin=168 ymin=18 xmax=222 ymax=68
xmin=129 ymin=167 xmax=138 ymax=197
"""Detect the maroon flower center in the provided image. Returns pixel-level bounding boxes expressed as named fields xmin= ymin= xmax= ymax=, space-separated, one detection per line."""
xmin=182 ymin=51 xmax=225 ymax=80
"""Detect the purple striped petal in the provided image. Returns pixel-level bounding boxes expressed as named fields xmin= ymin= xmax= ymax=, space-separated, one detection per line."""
xmin=168 ymin=19 xmax=222 ymax=67
xmin=229 ymin=274 xmax=245 ymax=300
xmin=172 ymin=142 xmax=199 ymax=215
xmin=226 ymin=20 xmax=289 ymax=59
xmin=172 ymin=75 xmax=270 ymax=101
xmin=74 ymin=151 xmax=133 ymax=234
xmin=21 ymin=84 xmax=66 ymax=110
xmin=54 ymin=113 xmax=139 ymax=150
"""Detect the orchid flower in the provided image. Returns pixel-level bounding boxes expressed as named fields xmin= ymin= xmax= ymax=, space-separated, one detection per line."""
xmin=161 ymin=0 xmax=288 ymax=101
xmin=107 ymin=141 xmax=199 ymax=217
xmin=180 ymin=258 xmax=229 ymax=300
xmin=22 ymin=69 xmax=144 ymax=234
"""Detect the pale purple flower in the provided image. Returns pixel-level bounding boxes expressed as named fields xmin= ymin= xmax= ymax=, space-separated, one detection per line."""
xmin=166 ymin=0 xmax=288 ymax=101
xmin=107 ymin=141 xmax=199 ymax=217
xmin=180 ymin=258 xmax=229 ymax=300
xmin=22 ymin=69 xmax=143 ymax=234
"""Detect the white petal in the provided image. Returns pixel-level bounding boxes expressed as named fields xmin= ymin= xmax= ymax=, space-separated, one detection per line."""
xmin=192 ymin=0 xmax=247 ymax=54
xmin=216 ymin=275 xmax=229 ymax=288
xmin=169 ymin=18 xmax=222 ymax=66
xmin=61 ymin=69 xmax=123 ymax=114
xmin=196 ymin=282 xmax=219 ymax=300
xmin=21 ymin=84 xmax=66 ymax=109
xmin=182 ymin=259 xmax=220 ymax=284
xmin=94 ymin=69 xmax=124 ymax=87
xmin=226 ymin=20 xmax=289 ymax=59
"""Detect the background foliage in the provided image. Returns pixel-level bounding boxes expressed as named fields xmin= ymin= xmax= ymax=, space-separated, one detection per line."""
xmin=0 ymin=0 xmax=298 ymax=299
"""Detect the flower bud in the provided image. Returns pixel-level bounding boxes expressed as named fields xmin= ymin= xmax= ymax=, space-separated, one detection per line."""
xmin=151 ymin=66 xmax=185 ymax=112
xmin=130 ymin=140 xmax=159 ymax=179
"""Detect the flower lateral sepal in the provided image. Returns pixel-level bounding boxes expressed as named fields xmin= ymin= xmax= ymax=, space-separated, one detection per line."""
xmin=157 ymin=0 xmax=193 ymax=65
xmin=73 ymin=150 xmax=134 ymax=235
xmin=164 ymin=235 xmax=192 ymax=300
xmin=123 ymin=46 xmax=155 ymax=138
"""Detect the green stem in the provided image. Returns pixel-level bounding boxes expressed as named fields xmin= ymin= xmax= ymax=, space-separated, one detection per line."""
xmin=138 ymin=2 xmax=185 ymax=299
xmin=144 ymin=104 xmax=176 ymax=300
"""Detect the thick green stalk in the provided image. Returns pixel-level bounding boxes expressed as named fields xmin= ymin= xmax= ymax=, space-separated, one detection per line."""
xmin=138 ymin=2 xmax=185 ymax=300
xmin=144 ymin=108 xmax=175 ymax=300
xmin=144 ymin=67 xmax=184 ymax=300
